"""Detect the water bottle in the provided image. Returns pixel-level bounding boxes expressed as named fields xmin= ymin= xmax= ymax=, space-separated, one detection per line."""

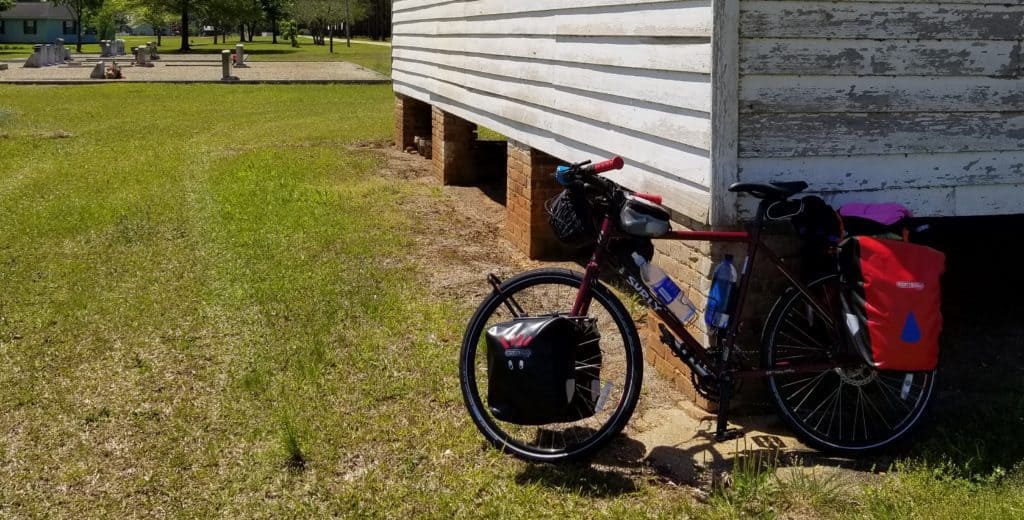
xmin=706 ymin=255 xmax=739 ymax=329
xmin=632 ymin=253 xmax=696 ymax=323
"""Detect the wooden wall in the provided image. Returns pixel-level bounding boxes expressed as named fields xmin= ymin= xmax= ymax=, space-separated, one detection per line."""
xmin=736 ymin=0 xmax=1024 ymax=218
xmin=392 ymin=0 xmax=717 ymax=222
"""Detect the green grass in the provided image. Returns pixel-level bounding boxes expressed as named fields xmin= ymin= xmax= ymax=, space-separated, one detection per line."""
xmin=0 ymin=84 xmax=693 ymax=517
xmin=0 ymin=35 xmax=392 ymax=74
xmin=3 ymin=83 xmax=1024 ymax=517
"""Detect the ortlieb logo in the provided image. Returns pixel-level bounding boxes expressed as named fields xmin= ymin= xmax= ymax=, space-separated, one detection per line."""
xmin=499 ymin=334 xmax=534 ymax=350
xmin=896 ymin=281 xmax=925 ymax=290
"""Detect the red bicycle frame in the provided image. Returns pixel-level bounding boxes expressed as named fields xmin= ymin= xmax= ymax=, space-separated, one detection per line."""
xmin=571 ymin=199 xmax=841 ymax=381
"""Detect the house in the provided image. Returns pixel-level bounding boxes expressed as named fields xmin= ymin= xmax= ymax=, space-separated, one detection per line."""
xmin=392 ymin=0 xmax=1023 ymax=227
xmin=391 ymin=0 xmax=1023 ymax=405
xmin=0 ymin=1 xmax=97 ymax=44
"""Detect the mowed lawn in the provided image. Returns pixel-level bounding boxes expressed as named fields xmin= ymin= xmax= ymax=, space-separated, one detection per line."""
xmin=0 ymin=84 xmax=696 ymax=517
xmin=3 ymin=84 xmax=1024 ymax=518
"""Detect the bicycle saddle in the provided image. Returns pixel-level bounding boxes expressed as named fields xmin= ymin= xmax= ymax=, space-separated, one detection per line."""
xmin=728 ymin=181 xmax=808 ymax=201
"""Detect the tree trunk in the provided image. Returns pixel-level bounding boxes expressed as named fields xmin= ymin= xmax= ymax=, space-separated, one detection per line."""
xmin=239 ymin=24 xmax=245 ymax=42
xmin=75 ymin=14 xmax=83 ymax=53
xmin=345 ymin=0 xmax=351 ymax=47
xmin=329 ymin=25 xmax=333 ymax=53
xmin=157 ymin=31 xmax=162 ymax=46
xmin=180 ymin=5 xmax=190 ymax=51
xmin=272 ymin=18 xmax=277 ymax=44
xmin=213 ymin=33 xmax=218 ymax=44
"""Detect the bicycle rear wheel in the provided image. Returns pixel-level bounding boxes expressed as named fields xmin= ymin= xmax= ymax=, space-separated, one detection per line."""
xmin=763 ymin=275 xmax=936 ymax=454
xmin=459 ymin=268 xmax=643 ymax=463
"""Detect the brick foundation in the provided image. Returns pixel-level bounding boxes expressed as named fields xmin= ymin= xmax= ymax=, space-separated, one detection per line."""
xmin=394 ymin=94 xmax=431 ymax=152
xmin=505 ymin=140 xmax=572 ymax=259
xmin=431 ymin=107 xmax=478 ymax=185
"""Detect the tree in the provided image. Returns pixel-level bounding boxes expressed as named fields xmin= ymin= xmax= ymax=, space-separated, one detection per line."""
xmin=259 ymin=0 xmax=288 ymax=43
xmin=132 ymin=0 xmax=175 ymax=45
xmin=55 ymin=0 xmax=104 ymax=52
xmin=0 ymin=0 xmax=15 ymax=13
xmin=88 ymin=0 xmax=130 ymax=40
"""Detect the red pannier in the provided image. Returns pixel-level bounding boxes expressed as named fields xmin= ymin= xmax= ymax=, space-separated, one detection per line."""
xmin=839 ymin=236 xmax=946 ymax=371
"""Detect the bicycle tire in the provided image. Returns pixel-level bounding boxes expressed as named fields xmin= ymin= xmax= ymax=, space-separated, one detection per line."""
xmin=459 ymin=268 xmax=644 ymax=463
xmin=762 ymin=274 xmax=937 ymax=454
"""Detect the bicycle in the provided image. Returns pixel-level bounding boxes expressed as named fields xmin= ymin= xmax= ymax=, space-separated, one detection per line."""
xmin=459 ymin=157 xmax=937 ymax=462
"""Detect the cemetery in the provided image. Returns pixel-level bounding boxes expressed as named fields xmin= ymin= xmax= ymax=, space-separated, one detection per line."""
xmin=0 ymin=38 xmax=388 ymax=84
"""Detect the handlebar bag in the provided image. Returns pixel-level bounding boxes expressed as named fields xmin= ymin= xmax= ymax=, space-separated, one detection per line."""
xmin=485 ymin=316 xmax=602 ymax=425
xmin=839 ymin=236 xmax=945 ymax=371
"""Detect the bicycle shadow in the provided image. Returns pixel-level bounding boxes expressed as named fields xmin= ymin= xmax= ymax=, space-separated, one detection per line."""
xmin=513 ymin=436 xmax=647 ymax=497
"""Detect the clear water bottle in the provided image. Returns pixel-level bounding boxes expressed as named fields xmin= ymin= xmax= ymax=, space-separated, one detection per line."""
xmin=632 ymin=253 xmax=697 ymax=323
xmin=706 ymin=255 xmax=739 ymax=329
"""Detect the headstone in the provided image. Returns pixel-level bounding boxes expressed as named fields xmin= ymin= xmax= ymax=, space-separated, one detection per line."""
xmin=116 ymin=39 xmax=126 ymax=56
xmin=90 ymin=60 xmax=105 ymax=79
xmin=55 ymin=38 xmax=70 ymax=62
xmin=221 ymin=50 xmax=238 ymax=81
xmin=234 ymin=44 xmax=247 ymax=67
xmin=134 ymin=46 xmax=152 ymax=67
xmin=147 ymin=42 xmax=160 ymax=60
xmin=44 ymin=44 xmax=55 ymax=66
xmin=23 ymin=44 xmax=44 ymax=67
xmin=100 ymin=40 xmax=112 ymax=57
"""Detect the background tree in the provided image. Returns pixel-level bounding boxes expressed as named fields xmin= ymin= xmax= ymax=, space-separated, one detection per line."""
xmin=132 ymin=0 xmax=175 ymax=45
xmin=160 ymin=0 xmax=205 ymax=51
xmin=0 ymin=0 xmax=14 ymax=13
xmin=279 ymin=18 xmax=298 ymax=47
xmin=259 ymin=0 xmax=288 ymax=43
xmin=340 ymin=0 xmax=370 ymax=47
xmin=55 ymin=0 xmax=104 ymax=52
xmin=88 ymin=0 xmax=130 ymax=40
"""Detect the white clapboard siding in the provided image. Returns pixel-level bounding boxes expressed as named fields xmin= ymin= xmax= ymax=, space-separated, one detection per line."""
xmin=394 ymin=70 xmax=711 ymax=186
xmin=395 ymin=1 xmax=713 ymax=37
xmin=741 ymin=2 xmax=1024 ymax=40
xmin=740 ymin=112 xmax=1024 ymax=157
xmin=393 ymin=0 xmax=691 ymax=21
xmin=740 ymin=39 xmax=1019 ymax=76
xmin=741 ymin=75 xmax=1024 ymax=113
xmin=737 ymin=0 xmax=1024 ymax=217
xmin=396 ymin=61 xmax=711 ymax=148
xmin=739 ymin=151 xmax=1024 ymax=191
xmin=395 ymin=35 xmax=713 ymax=74
xmin=394 ymin=48 xmax=712 ymax=113
xmin=393 ymin=82 xmax=713 ymax=219
xmin=393 ymin=0 xmax=715 ymax=221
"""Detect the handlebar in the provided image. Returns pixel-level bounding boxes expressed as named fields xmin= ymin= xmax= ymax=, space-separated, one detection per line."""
xmin=555 ymin=156 xmax=624 ymax=186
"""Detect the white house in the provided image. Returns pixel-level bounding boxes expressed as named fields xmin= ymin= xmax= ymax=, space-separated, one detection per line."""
xmin=391 ymin=0 xmax=1024 ymax=230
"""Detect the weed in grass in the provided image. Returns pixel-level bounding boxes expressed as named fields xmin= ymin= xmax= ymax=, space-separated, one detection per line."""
xmin=279 ymin=411 xmax=307 ymax=471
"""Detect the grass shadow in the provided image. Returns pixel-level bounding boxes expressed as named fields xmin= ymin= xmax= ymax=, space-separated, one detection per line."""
xmin=512 ymin=435 xmax=647 ymax=498
xmin=515 ymin=463 xmax=640 ymax=498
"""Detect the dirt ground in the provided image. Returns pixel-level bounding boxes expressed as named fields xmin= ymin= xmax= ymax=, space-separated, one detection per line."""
xmin=375 ymin=144 xmax=886 ymax=491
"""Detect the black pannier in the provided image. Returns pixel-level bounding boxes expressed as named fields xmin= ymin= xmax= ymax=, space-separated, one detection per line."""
xmin=486 ymin=316 xmax=602 ymax=425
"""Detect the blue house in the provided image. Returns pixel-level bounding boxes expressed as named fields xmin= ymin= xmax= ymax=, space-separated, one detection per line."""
xmin=0 ymin=1 xmax=97 ymax=44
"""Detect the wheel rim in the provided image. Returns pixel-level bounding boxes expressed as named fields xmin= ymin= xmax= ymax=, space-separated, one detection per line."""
xmin=768 ymin=276 xmax=935 ymax=450
xmin=463 ymin=275 xmax=638 ymax=458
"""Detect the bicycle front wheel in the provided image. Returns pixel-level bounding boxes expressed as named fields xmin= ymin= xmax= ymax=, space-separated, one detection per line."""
xmin=763 ymin=275 xmax=937 ymax=454
xmin=459 ymin=268 xmax=643 ymax=463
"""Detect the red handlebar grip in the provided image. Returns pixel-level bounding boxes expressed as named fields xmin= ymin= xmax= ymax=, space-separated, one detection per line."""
xmin=591 ymin=156 xmax=624 ymax=174
xmin=635 ymin=193 xmax=663 ymax=205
